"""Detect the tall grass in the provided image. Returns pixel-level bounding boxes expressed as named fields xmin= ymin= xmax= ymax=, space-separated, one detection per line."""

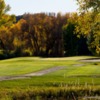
xmin=0 ymin=86 xmax=100 ymax=100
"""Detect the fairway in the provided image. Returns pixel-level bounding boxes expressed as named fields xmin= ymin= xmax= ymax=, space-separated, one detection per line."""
xmin=0 ymin=56 xmax=100 ymax=83
xmin=0 ymin=56 xmax=100 ymax=99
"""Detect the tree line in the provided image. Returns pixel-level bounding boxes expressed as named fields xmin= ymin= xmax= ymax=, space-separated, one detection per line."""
xmin=0 ymin=0 xmax=99 ymax=59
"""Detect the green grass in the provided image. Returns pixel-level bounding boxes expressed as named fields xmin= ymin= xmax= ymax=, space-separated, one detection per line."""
xmin=0 ymin=56 xmax=100 ymax=99
xmin=48 ymin=63 xmax=100 ymax=77
xmin=0 ymin=57 xmax=56 ymax=76
xmin=0 ymin=56 xmax=99 ymax=78
xmin=0 ymin=56 xmax=99 ymax=86
xmin=0 ymin=57 xmax=81 ymax=76
xmin=0 ymin=56 xmax=99 ymax=76
xmin=0 ymin=76 xmax=100 ymax=89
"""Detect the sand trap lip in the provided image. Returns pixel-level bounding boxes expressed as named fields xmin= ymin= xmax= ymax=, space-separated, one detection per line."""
xmin=80 ymin=58 xmax=100 ymax=62
xmin=0 ymin=66 xmax=65 ymax=81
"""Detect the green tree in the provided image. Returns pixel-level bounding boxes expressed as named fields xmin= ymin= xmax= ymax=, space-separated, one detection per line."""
xmin=76 ymin=0 xmax=100 ymax=56
xmin=63 ymin=13 xmax=90 ymax=56
xmin=0 ymin=0 xmax=15 ymax=27
xmin=77 ymin=0 xmax=100 ymax=13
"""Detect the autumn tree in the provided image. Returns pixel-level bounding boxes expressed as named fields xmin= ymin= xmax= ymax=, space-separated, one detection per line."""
xmin=76 ymin=0 xmax=100 ymax=56
xmin=0 ymin=0 xmax=15 ymax=50
xmin=0 ymin=0 xmax=15 ymax=28
xmin=0 ymin=0 xmax=15 ymax=58
xmin=22 ymin=13 xmax=67 ymax=57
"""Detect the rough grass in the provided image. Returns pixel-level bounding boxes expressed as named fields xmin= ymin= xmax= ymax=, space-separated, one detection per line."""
xmin=0 ymin=86 xmax=100 ymax=100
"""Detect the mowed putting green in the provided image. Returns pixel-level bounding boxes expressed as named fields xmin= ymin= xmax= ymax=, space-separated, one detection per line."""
xmin=0 ymin=56 xmax=100 ymax=88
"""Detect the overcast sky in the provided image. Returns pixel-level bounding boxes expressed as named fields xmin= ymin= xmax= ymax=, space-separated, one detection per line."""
xmin=5 ymin=0 xmax=78 ymax=15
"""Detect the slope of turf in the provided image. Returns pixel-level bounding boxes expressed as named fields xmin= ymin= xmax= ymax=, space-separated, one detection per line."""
xmin=0 ymin=56 xmax=100 ymax=99
xmin=0 ymin=56 xmax=99 ymax=86
xmin=0 ymin=56 xmax=98 ymax=76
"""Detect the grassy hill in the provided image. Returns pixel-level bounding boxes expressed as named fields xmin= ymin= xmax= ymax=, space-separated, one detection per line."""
xmin=0 ymin=56 xmax=100 ymax=99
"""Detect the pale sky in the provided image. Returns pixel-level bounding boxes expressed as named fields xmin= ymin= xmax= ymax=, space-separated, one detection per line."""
xmin=5 ymin=0 xmax=78 ymax=15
